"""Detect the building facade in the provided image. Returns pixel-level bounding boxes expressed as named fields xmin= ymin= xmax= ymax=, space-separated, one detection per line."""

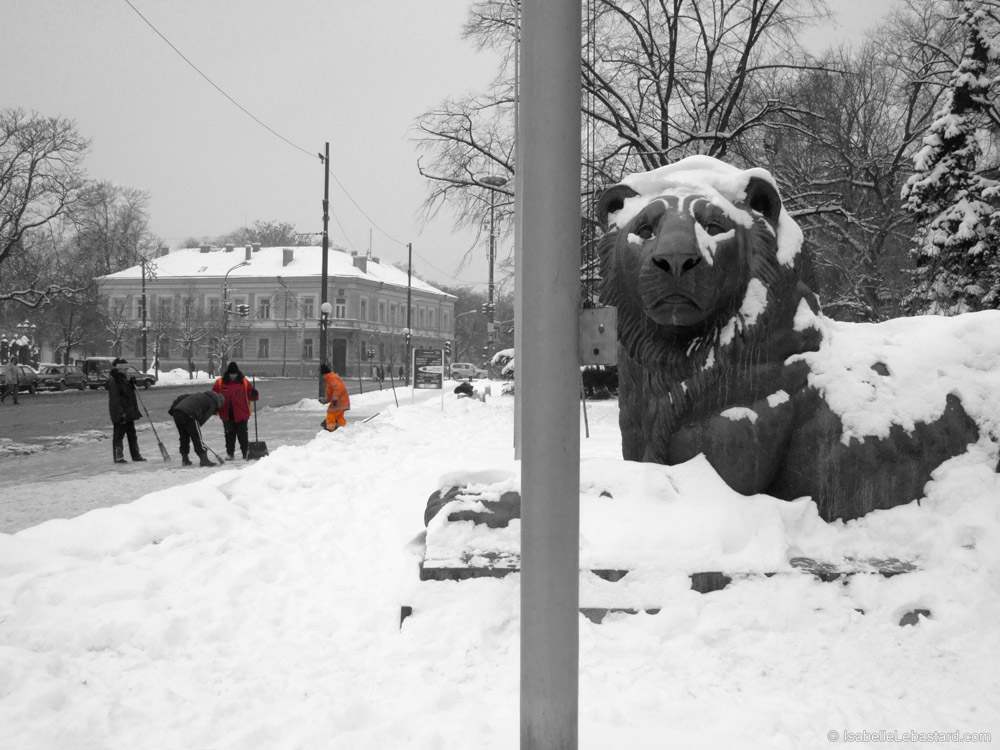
xmin=97 ymin=244 xmax=456 ymax=378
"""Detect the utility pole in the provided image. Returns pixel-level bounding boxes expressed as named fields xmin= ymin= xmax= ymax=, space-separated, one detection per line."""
xmin=319 ymin=141 xmax=330 ymax=399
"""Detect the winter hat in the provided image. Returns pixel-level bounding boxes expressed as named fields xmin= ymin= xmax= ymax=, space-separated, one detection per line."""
xmin=227 ymin=361 xmax=240 ymax=375
xmin=113 ymin=358 xmax=128 ymax=367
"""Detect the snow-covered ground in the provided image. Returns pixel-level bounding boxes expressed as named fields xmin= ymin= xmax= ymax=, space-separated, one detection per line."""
xmin=1 ymin=353 xmax=999 ymax=747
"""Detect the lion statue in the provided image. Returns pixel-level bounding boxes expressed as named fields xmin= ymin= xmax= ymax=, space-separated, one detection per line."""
xmin=597 ymin=155 xmax=981 ymax=522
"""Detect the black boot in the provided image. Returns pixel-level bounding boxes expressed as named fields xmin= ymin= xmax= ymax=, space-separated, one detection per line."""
xmin=181 ymin=455 xmax=193 ymax=466
xmin=198 ymin=451 xmax=216 ymax=467
xmin=132 ymin=455 xmax=147 ymax=462
xmin=113 ymin=446 xmax=127 ymax=464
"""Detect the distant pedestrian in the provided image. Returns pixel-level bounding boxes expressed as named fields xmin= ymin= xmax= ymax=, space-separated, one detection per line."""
xmin=168 ymin=390 xmax=225 ymax=466
xmin=107 ymin=358 xmax=146 ymax=464
xmin=320 ymin=362 xmax=351 ymax=432
xmin=212 ymin=361 xmax=259 ymax=460
xmin=0 ymin=356 xmax=19 ymax=405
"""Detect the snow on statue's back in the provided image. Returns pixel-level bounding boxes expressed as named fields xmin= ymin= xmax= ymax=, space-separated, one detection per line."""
xmin=596 ymin=155 xmax=993 ymax=522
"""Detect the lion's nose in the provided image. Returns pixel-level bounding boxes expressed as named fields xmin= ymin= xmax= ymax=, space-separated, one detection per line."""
xmin=651 ymin=254 xmax=702 ymax=277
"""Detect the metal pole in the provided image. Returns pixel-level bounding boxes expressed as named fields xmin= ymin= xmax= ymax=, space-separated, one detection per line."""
xmin=141 ymin=261 xmax=148 ymax=371
xmin=319 ymin=142 xmax=331 ymax=398
xmin=513 ymin=0 xmax=523 ymax=459
xmin=406 ymin=242 xmax=412 ymax=385
xmin=520 ymin=0 xmax=581 ymax=747
xmin=488 ymin=190 xmax=496 ymax=358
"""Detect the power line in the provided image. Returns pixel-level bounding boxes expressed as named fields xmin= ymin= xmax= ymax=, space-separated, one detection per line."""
xmin=121 ymin=0 xmax=404 ymax=253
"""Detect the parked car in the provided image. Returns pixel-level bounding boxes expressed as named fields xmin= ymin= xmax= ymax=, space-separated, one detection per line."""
xmin=82 ymin=356 xmax=117 ymax=389
xmin=449 ymin=362 xmax=487 ymax=380
xmin=82 ymin=357 xmax=157 ymax=389
xmin=0 ymin=364 xmax=40 ymax=394
xmin=126 ymin=365 xmax=157 ymax=389
xmin=36 ymin=363 xmax=87 ymax=391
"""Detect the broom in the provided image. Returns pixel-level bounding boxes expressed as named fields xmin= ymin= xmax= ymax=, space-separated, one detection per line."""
xmin=135 ymin=388 xmax=171 ymax=462
xmin=194 ymin=421 xmax=226 ymax=465
xmin=246 ymin=376 xmax=269 ymax=459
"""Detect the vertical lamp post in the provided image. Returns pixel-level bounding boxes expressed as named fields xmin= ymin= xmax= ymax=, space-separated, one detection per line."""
xmin=402 ymin=327 xmax=411 ymax=385
xmin=16 ymin=320 xmax=37 ymax=366
xmin=319 ymin=301 xmax=332 ymax=377
xmin=480 ymin=175 xmax=509 ymax=363
xmin=222 ymin=260 xmax=250 ymax=375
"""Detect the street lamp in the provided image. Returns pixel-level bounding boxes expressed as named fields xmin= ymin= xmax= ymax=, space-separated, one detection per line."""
xmin=221 ymin=260 xmax=250 ymax=373
xmin=15 ymin=320 xmax=37 ymax=366
xmin=402 ymin=327 xmax=411 ymax=385
xmin=319 ymin=301 xmax=333 ymax=396
xmin=479 ymin=174 xmax=510 ymax=361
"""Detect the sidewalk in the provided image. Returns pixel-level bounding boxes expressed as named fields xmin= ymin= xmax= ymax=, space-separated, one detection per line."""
xmin=0 ymin=391 xmax=404 ymax=534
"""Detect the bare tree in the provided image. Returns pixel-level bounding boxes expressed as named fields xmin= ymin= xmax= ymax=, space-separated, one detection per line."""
xmin=415 ymin=0 xmax=827 ymax=247
xmin=74 ymin=181 xmax=159 ymax=277
xmin=0 ymin=108 xmax=90 ymax=307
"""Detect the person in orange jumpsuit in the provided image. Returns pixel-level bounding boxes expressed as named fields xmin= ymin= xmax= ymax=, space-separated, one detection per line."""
xmin=320 ymin=363 xmax=350 ymax=431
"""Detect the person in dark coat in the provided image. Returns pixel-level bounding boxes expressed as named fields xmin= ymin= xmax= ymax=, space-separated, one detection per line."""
xmin=168 ymin=390 xmax=225 ymax=466
xmin=107 ymin=358 xmax=146 ymax=464
xmin=212 ymin=361 xmax=259 ymax=460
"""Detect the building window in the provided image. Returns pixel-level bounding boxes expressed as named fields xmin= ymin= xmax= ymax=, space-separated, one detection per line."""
xmin=419 ymin=308 xmax=426 ymax=328
xmin=301 ymin=297 xmax=315 ymax=320
xmin=303 ymin=338 xmax=314 ymax=360
xmin=429 ymin=308 xmax=435 ymax=329
xmin=231 ymin=339 xmax=244 ymax=359
xmin=335 ymin=298 xmax=346 ymax=319
xmin=360 ymin=297 xmax=369 ymax=322
xmin=258 ymin=338 xmax=270 ymax=359
xmin=378 ymin=299 xmax=387 ymax=323
xmin=136 ymin=298 xmax=145 ymax=320
xmin=208 ymin=297 xmax=221 ymax=318
xmin=258 ymin=298 xmax=271 ymax=320
xmin=390 ymin=304 xmax=397 ymax=326
xmin=158 ymin=298 xmax=173 ymax=320
xmin=155 ymin=337 xmax=170 ymax=358
xmin=109 ymin=297 xmax=127 ymax=318
xmin=443 ymin=311 xmax=450 ymax=332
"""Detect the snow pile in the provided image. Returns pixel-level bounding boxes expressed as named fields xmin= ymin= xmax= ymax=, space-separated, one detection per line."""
xmin=1 ymin=316 xmax=999 ymax=747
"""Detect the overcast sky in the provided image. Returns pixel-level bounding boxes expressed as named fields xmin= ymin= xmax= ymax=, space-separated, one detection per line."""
xmin=1 ymin=0 xmax=889 ymax=290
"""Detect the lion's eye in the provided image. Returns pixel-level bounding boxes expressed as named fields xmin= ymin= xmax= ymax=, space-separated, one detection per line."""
xmin=700 ymin=220 xmax=727 ymax=236
xmin=636 ymin=224 xmax=654 ymax=240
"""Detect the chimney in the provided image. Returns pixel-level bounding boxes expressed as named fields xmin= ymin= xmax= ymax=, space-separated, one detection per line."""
xmin=252 ymin=243 xmax=261 ymax=253
xmin=200 ymin=244 xmax=211 ymax=253
xmin=245 ymin=245 xmax=252 ymax=261
xmin=371 ymin=257 xmax=380 ymax=264
xmin=352 ymin=255 xmax=367 ymax=273
xmin=283 ymin=248 xmax=294 ymax=267
xmin=225 ymin=244 xmax=234 ymax=253
xmin=158 ymin=247 xmax=170 ymax=257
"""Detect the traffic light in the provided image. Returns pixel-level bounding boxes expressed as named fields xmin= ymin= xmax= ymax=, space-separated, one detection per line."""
xmin=444 ymin=340 xmax=451 ymax=356
xmin=237 ymin=304 xmax=250 ymax=317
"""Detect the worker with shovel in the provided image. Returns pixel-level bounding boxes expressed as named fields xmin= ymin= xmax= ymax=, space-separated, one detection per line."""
xmin=168 ymin=391 xmax=225 ymax=467
xmin=107 ymin=358 xmax=146 ymax=464
xmin=212 ymin=361 xmax=259 ymax=460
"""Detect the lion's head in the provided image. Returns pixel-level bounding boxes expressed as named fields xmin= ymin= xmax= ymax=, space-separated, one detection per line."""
xmin=597 ymin=156 xmax=815 ymax=370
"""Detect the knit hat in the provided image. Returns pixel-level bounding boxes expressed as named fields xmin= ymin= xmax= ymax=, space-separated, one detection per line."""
xmin=227 ymin=361 xmax=240 ymax=375
xmin=112 ymin=358 xmax=128 ymax=367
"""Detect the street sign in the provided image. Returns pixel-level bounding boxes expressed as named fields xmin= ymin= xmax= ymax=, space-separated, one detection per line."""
xmin=413 ymin=348 xmax=443 ymax=390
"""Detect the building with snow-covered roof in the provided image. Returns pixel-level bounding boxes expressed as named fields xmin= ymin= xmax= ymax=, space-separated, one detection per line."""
xmin=96 ymin=244 xmax=455 ymax=378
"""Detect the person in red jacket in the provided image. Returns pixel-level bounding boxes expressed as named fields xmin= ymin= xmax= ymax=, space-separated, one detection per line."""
xmin=320 ymin=362 xmax=350 ymax=431
xmin=212 ymin=361 xmax=259 ymax=460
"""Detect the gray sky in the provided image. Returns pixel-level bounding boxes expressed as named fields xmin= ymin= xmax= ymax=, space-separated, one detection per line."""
xmin=1 ymin=0 xmax=889 ymax=290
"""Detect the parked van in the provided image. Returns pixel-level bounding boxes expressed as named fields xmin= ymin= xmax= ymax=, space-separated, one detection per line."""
xmin=81 ymin=357 xmax=117 ymax=389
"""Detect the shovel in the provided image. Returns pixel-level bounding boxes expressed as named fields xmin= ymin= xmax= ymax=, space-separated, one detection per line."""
xmin=135 ymin=388 xmax=171 ymax=462
xmin=247 ymin=376 xmax=269 ymax=460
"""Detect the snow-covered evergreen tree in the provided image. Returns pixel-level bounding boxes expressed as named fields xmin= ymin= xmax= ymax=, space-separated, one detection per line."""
xmin=902 ymin=1 xmax=1000 ymax=314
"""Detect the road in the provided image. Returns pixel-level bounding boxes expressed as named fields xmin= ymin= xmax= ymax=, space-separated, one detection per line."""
xmin=0 ymin=376 xmax=380 ymax=446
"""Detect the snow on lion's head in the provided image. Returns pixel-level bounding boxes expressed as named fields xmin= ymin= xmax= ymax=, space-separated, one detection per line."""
xmin=596 ymin=156 xmax=817 ymax=371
